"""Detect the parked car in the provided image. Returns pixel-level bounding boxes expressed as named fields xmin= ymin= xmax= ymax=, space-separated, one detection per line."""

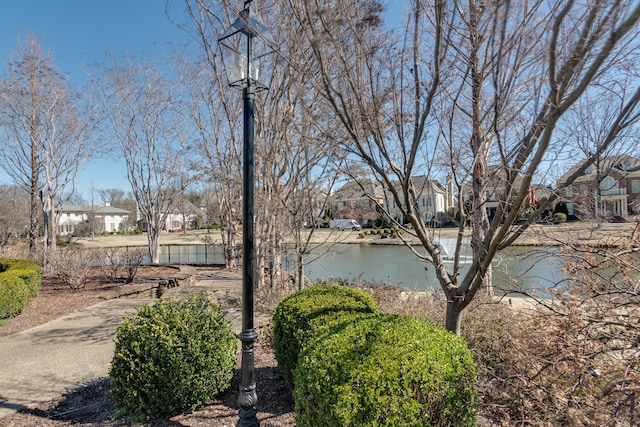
xmin=330 ymin=219 xmax=362 ymax=231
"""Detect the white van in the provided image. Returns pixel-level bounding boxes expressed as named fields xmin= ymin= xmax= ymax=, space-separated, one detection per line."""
xmin=330 ymin=219 xmax=362 ymax=231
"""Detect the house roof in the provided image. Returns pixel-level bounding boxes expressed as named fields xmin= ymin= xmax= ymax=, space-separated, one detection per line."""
xmin=332 ymin=180 xmax=385 ymax=201
xmin=557 ymin=155 xmax=640 ymax=185
xmin=408 ymin=176 xmax=445 ymax=195
xmin=60 ymin=205 xmax=130 ymax=215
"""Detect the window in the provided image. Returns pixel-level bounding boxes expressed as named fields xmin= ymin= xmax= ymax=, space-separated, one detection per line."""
xmin=600 ymin=176 xmax=617 ymax=191
xmin=580 ymin=184 xmax=589 ymax=196
xmin=632 ymin=180 xmax=640 ymax=194
xmin=565 ymin=187 xmax=573 ymax=197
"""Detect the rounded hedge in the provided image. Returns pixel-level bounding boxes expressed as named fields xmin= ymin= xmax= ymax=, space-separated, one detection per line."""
xmin=109 ymin=294 xmax=236 ymax=419
xmin=0 ymin=259 xmax=42 ymax=319
xmin=272 ymin=284 xmax=379 ymax=384
xmin=293 ymin=313 xmax=478 ymax=427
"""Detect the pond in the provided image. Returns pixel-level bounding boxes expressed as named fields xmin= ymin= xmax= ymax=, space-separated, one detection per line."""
xmin=151 ymin=242 xmax=566 ymax=297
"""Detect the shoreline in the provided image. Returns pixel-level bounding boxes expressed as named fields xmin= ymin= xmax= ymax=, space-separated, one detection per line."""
xmin=71 ymin=220 xmax=639 ymax=249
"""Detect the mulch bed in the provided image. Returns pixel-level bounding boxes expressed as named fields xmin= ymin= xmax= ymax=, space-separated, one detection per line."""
xmin=0 ymin=265 xmax=296 ymax=426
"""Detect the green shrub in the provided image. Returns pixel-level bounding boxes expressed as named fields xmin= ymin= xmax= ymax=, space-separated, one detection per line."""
xmin=6 ymin=259 xmax=42 ymax=297
xmin=109 ymin=294 xmax=236 ymax=419
xmin=0 ymin=272 xmax=30 ymax=319
xmin=554 ymin=212 xmax=567 ymax=224
xmin=273 ymin=285 xmax=379 ymax=384
xmin=0 ymin=259 xmax=42 ymax=319
xmin=293 ymin=313 xmax=477 ymax=427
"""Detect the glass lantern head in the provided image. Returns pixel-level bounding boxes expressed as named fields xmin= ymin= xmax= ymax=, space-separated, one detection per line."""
xmin=218 ymin=8 xmax=276 ymax=90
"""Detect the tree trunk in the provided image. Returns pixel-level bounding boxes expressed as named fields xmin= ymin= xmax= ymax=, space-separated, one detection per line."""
xmin=469 ymin=0 xmax=493 ymax=297
xmin=29 ymin=180 xmax=38 ymax=254
xmin=255 ymin=228 xmax=266 ymax=289
xmin=148 ymin=218 xmax=161 ymax=264
xmin=297 ymin=253 xmax=304 ymax=291
xmin=48 ymin=199 xmax=57 ymax=252
xmin=445 ymin=299 xmax=463 ymax=336
xmin=222 ymin=218 xmax=238 ymax=268
xmin=271 ymin=225 xmax=283 ymax=287
xmin=484 ymin=264 xmax=494 ymax=297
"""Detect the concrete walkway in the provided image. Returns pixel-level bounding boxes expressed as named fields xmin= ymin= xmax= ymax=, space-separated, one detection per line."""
xmin=0 ymin=270 xmax=271 ymax=421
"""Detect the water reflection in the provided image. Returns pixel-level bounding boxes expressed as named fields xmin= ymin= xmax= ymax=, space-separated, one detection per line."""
xmin=303 ymin=244 xmax=566 ymax=297
xmin=151 ymin=242 xmax=567 ymax=297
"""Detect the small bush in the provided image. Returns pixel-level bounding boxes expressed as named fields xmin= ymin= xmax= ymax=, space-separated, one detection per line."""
xmin=109 ymin=294 xmax=236 ymax=419
xmin=99 ymin=248 xmax=124 ymax=280
xmin=0 ymin=259 xmax=42 ymax=319
xmin=47 ymin=247 xmax=95 ymax=289
xmin=122 ymin=248 xmax=146 ymax=282
xmin=272 ymin=285 xmax=379 ymax=384
xmin=554 ymin=212 xmax=567 ymax=224
xmin=293 ymin=313 xmax=477 ymax=427
xmin=99 ymin=247 xmax=147 ymax=282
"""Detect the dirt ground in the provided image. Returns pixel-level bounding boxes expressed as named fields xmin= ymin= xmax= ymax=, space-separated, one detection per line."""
xmin=0 ymin=266 xmax=295 ymax=427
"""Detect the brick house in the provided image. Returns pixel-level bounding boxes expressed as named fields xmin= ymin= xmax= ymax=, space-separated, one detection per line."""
xmin=330 ymin=180 xmax=385 ymax=227
xmin=557 ymin=155 xmax=640 ymax=219
xmin=457 ymin=166 xmax=550 ymax=222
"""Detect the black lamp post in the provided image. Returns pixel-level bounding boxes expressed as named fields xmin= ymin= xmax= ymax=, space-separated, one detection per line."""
xmin=218 ymin=4 xmax=275 ymax=427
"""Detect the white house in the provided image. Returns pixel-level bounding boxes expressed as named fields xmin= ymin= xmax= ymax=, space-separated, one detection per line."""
xmin=387 ymin=176 xmax=448 ymax=226
xmin=58 ymin=204 xmax=131 ymax=236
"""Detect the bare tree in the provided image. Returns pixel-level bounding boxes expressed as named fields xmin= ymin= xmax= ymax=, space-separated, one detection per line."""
xmin=284 ymin=161 xmax=343 ymax=290
xmin=175 ymin=47 xmax=243 ymax=268
xmin=39 ymin=83 xmax=98 ymax=254
xmin=97 ymin=188 xmax=125 ymax=206
xmin=97 ymin=59 xmax=195 ymax=263
xmin=0 ymin=184 xmax=30 ymax=254
xmin=0 ymin=35 xmax=97 ymax=257
xmin=185 ymin=0 xmax=352 ymax=287
xmin=289 ymin=0 xmax=640 ymax=334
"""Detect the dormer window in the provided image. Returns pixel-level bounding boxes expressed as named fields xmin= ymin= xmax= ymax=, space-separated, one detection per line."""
xmin=614 ymin=160 xmax=631 ymax=171
xmin=600 ymin=176 xmax=617 ymax=192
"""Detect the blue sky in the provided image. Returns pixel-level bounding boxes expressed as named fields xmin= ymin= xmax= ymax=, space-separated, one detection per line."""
xmin=0 ymin=1 xmax=406 ymax=203
xmin=0 ymin=0 xmax=194 ymax=202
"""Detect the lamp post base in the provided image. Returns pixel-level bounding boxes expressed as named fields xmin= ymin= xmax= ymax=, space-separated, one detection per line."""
xmin=238 ymin=406 xmax=259 ymax=427
xmin=238 ymin=328 xmax=259 ymax=426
